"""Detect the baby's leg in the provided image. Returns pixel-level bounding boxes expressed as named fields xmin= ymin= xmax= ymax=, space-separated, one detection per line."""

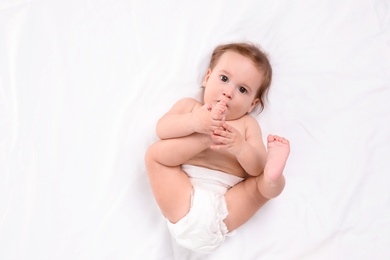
xmin=150 ymin=133 xmax=210 ymax=166
xmin=145 ymin=147 xmax=192 ymax=223
xmin=210 ymin=100 xmax=227 ymax=121
xmin=257 ymin=135 xmax=289 ymax=199
xmin=145 ymin=133 xmax=211 ymax=223
xmin=145 ymin=102 xmax=225 ymax=223
xmin=152 ymin=100 xmax=225 ymax=167
xmin=224 ymin=135 xmax=290 ymax=231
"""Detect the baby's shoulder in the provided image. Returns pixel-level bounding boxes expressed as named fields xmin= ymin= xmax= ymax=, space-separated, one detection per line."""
xmin=228 ymin=114 xmax=260 ymax=133
xmin=172 ymin=97 xmax=201 ymax=112
xmin=178 ymin=97 xmax=200 ymax=104
xmin=242 ymin=113 xmax=258 ymax=124
xmin=242 ymin=114 xmax=262 ymax=130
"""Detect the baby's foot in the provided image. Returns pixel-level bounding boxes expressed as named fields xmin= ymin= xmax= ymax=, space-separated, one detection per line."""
xmin=264 ymin=135 xmax=290 ymax=183
xmin=210 ymin=100 xmax=227 ymax=121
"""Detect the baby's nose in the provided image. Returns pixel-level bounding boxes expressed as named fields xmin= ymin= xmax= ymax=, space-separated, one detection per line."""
xmin=223 ymin=87 xmax=233 ymax=99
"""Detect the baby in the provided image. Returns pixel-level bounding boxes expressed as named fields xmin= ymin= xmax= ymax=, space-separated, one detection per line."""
xmin=145 ymin=42 xmax=290 ymax=254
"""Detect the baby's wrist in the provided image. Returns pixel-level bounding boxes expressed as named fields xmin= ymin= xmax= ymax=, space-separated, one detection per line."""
xmin=233 ymin=142 xmax=248 ymax=157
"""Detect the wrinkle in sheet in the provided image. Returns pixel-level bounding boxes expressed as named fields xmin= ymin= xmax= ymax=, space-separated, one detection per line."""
xmin=0 ymin=5 xmax=33 ymax=253
xmin=77 ymin=183 xmax=129 ymax=259
xmin=375 ymin=0 xmax=390 ymax=30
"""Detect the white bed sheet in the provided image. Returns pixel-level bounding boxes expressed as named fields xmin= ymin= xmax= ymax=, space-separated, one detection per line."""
xmin=1 ymin=0 xmax=390 ymax=259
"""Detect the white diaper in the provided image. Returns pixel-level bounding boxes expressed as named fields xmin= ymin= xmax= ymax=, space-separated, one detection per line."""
xmin=166 ymin=164 xmax=244 ymax=254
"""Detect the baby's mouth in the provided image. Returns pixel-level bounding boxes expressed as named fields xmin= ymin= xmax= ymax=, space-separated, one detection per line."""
xmin=217 ymin=98 xmax=229 ymax=107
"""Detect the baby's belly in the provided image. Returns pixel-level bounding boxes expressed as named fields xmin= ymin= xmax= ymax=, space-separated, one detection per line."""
xmin=185 ymin=149 xmax=247 ymax=178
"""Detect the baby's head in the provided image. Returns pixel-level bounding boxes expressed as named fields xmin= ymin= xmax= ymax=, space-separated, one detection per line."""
xmin=207 ymin=42 xmax=272 ymax=113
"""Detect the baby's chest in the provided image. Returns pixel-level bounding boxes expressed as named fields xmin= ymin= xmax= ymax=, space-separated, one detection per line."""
xmin=226 ymin=120 xmax=246 ymax=136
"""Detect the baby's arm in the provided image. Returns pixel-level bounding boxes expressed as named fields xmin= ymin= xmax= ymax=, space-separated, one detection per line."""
xmin=152 ymin=99 xmax=227 ymax=167
xmin=156 ymin=98 xmax=225 ymax=140
xmin=211 ymin=116 xmax=267 ymax=176
xmin=235 ymin=118 xmax=267 ymax=176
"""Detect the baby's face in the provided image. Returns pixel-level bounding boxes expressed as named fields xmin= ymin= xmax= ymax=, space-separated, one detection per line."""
xmin=202 ymin=51 xmax=263 ymax=120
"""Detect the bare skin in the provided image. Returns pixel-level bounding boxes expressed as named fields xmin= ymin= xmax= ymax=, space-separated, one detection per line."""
xmin=145 ymin=104 xmax=290 ymax=230
xmin=145 ymin=50 xmax=290 ymax=232
xmin=224 ymin=134 xmax=289 ymax=230
xmin=257 ymin=135 xmax=289 ymax=199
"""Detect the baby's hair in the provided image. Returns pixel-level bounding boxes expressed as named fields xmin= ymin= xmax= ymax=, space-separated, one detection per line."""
xmin=208 ymin=42 xmax=272 ymax=113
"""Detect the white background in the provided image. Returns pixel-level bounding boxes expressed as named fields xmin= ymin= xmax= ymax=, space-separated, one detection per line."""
xmin=1 ymin=0 xmax=390 ymax=259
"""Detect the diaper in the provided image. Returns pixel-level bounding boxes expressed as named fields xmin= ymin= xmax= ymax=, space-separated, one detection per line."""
xmin=166 ymin=164 xmax=244 ymax=254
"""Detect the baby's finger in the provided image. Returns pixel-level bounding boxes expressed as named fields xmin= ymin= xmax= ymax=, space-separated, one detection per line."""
xmin=222 ymin=123 xmax=233 ymax=132
xmin=211 ymin=133 xmax=228 ymax=144
xmin=213 ymin=126 xmax=228 ymax=135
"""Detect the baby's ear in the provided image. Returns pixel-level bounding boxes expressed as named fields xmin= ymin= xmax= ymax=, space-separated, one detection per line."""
xmin=202 ymin=68 xmax=212 ymax=86
xmin=248 ymin=98 xmax=260 ymax=113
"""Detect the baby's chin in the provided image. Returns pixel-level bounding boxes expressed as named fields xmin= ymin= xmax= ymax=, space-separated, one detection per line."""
xmin=224 ymin=113 xmax=241 ymax=121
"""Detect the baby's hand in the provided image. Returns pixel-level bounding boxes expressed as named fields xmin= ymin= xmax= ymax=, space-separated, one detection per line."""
xmin=210 ymin=122 xmax=245 ymax=155
xmin=191 ymin=101 xmax=226 ymax=135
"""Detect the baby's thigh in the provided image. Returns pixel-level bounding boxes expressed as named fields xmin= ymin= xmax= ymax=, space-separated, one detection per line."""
xmin=145 ymin=150 xmax=192 ymax=223
xmin=224 ymin=177 xmax=269 ymax=231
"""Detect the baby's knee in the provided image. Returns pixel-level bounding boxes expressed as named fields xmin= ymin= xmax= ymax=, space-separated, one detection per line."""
xmin=144 ymin=142 xmax=158 ymax=165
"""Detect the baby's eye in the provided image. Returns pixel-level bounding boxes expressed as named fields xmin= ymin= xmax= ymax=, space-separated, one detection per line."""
xmin=239 ymin=86 xmax=247 ymax=93
xmin=220 ymin=75 xmax=229 ymax=82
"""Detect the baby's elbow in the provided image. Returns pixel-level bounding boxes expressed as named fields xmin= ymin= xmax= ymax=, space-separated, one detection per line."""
xmin=155 ymin=128 xmax=167 ymax=140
